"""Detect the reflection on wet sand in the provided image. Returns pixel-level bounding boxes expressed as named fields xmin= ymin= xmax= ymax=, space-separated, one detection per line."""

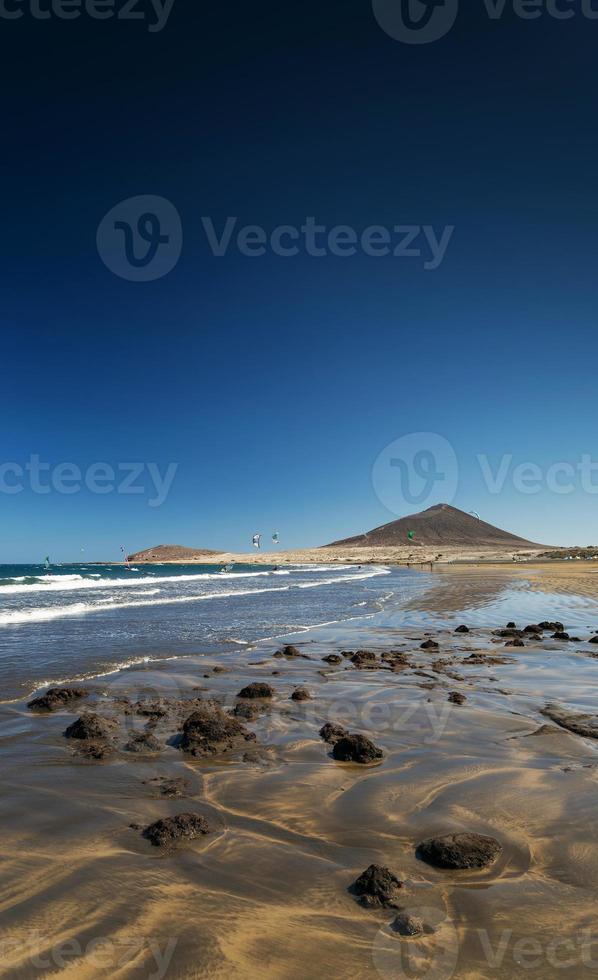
xmin=1 ymin=565 xmax=598 ymax=979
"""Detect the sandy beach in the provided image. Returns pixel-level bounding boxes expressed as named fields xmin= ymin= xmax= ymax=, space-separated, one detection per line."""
xmin=127 ymin=544 xmax=552 ymax=567
xmin=1 ymin=564 xmax=598 ymax=978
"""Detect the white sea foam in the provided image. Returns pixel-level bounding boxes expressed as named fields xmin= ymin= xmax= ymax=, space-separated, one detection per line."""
xmin=0 ymin=565 xmax=371 ymax=595
xmin=0 ymin=569 xmax=273 ymax=594
xmin=0 ymin=568 xmax=390 ymax=626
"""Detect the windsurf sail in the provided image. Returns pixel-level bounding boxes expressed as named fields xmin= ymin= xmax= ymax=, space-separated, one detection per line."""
xmin=44 ymin=556 xmax=50 ymax=570
xmin=252 ymin=534 xmax=262 ymax=549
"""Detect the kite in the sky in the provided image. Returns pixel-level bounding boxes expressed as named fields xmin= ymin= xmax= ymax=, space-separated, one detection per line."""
xmin=407 ymin=531 xmax=415 ymax=540
xmin=469 ymin=511 xmax=481 ymax=521
xmin=272 ymin=532 xmax=280 ymax=545
xmin=252 ymin=534 xmax=262 ymax=549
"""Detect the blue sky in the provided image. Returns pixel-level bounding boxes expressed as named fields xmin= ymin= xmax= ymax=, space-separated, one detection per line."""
xmin=1 ymin=3 xmax=597 ymax=561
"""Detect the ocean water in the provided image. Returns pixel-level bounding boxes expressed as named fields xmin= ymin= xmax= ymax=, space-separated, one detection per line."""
xmin=0 ymin=562 xmax=405 ymax=700
xmin=3 ymin=561 xmax=598 ymax=704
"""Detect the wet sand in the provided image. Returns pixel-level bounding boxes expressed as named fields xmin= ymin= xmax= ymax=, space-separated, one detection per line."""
xmin=2 ymin=565 xmax=598 ymax=979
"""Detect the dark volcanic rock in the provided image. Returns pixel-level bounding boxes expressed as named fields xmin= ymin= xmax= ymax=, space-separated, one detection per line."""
xmin=495 ymin=628 xmax=524 ymax=638
xmin=231 ymin=701 xmax=264 ymax=721
xmin=464 ymin=652 xmax=514 ymax=666
xmin=351 ymin=650 xmax=380 ymax=669
xmin=392 ymin=912 xmax=424 ymax=937
xmin=322 ymin=654 xmax=343 ymax=665
xmin=332 ymin=733 xmax=384 ymax=764
xmin=416 ymin=833 xmax=502 ymax=870
xmin=523 ymin=624 xmax=542 ymax=634
xmin=75 ymin=740 xmax=114 ymax=760
xmin=281 ymin=645 xmax=303 ymax=658
xmin=319 ymin=722 xmax=347 ymax=744
xmin=133 ymin=699 xmax=169 ymax=719
xmin=506 ymin=621 xmax=517 ymax=629
xmin=237 ymin=682 xmax=274 ymax=699
xmin=506 ymin=639 xmax=525 ymax=648
xmin=291 ymin=687 xmax=311 ymax=701
xmin=590 ymin=635 xmax=598 ymax=645
xmin=448 ymin=691 xmax=467 ymax=705
xmin=420 ymin=640 xmax=439 ymax=650
xmin=142 ymin=813 xmax=212 ymax=848
xmin=64 ymin=713 xmax=117 ymax=740
xmin=352 ymin=864 xmax=403 ymax=908
xmin=124 ymin=732 xmax=162 ymax=754
xmin=552 ymin=631 xmax=570 ymax=641
xmin=541 ymin=704 xmax=598 ymax=739
xmin=28 ymin=687 xmax=89 ymax=712
xmin=180 ymin=704 xmax=256 ymax=757
xmin=455 ymin=625 xmax=470 ymax=634
xmin=539 ymin=621 xmax=564 ymax=632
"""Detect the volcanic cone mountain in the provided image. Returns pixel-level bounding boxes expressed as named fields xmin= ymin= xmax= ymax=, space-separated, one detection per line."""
xmin=328 ymin=504 xmax=547 ymax=549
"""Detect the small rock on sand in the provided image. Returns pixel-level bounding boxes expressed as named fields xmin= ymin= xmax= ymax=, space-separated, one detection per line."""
xmin=231 ymin=701 xmax=264 ymax=720
xmin=28 ymin=687 xmax=89 ymax=712
xmin=539 ymin=621 xmax=564 ymax=631
xmin=352 ymin=864 xmax=403 ymax=908
xmin=416 ymin=832 xmax=502 ymax=869
xmin=455 ymin=625 xmax=470 ymax=634
xmin=291 ymin=688 xmax=311 ymax=701
xmin=322 ymin=654 xmax=343 ymax=665
xmin=448 ymin=691 xmax=467 ymax=705
xmin=124 ymin=732 xmax=162 ymax=754
xmin=332 ymin=733 xmax=384 ymax=764
xmin=281 ymin=645 xmax=302 ymax=658
xmin=552 ymin=631 xmax=570 ymax=641
xmin=75 ymin=740 xmax=114 ymax=760
xmin=142 ymin=813 xmax=212 ymax=848
xmin=180 ymin=703 xmax=256 ymax=757
xmin=64 ymin=713 xmax=117 ymax=740
xmin=392 ymin=912 xmax=425 ymax=937
xmin=589 ymin=635 xmax=598 ymax=644
xmin=319 ymin=722 xmax=347 ymax=744
xmin=237 ymin=682 xmax=274 ymax=699
xmin=506 ymin=639 xmax=525 ymax=647
xmin=351 ymin=651 xmax=381 ymax=669
xmin=420 ymin=640 xmax=439 ymax=650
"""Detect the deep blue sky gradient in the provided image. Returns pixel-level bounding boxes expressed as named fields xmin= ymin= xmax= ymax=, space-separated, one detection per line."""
xmin=1 ymin=2 xmax=597 ymax=560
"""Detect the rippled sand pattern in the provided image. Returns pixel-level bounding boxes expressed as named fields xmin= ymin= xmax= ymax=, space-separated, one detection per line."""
xmin=1 ymin=565 xmax=598 ymax=979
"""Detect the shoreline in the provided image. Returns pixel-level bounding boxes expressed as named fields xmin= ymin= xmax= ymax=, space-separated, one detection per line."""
xmin=99 ymin=546 xmax=563 ymax=567
xmin=2 ymin=565 xmax=598 ymax=977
